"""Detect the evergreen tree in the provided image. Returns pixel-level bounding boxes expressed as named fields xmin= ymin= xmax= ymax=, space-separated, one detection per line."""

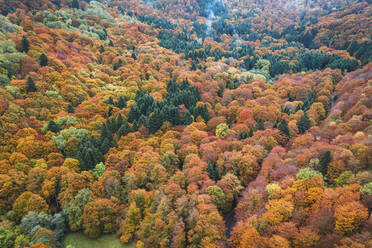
xmin=117 ymin=96 xmax=127 ymax=109
xmin=148 ymin=112 xmax=163 ymax=134
xmin=207 ymin=162 xmax=220 ymax=181
xmin=113 ymin=59 xmax=123 ymax=70
xmin=72 ymin=0 xmax=79 ymax=9
xmin=183 ymin=110 xmax=193 ymax=125
xmin=297 ymin=113 xmax=311 ymax=134
xmin=67 ymin=104 xmax=74 ymax=113
xmin=47 ymin=120 xmax=60 ymax=133
xmin=256 ymin=119 xmax=265 ymax=130
xmin=248 ymin=128 xmax=254 ymax=137
xmin=26 ymin=77 xmax=37 ymax=93
xmin=319 ymin=150 xmax=332 ymax=176
xmin=99 ymin=45 xmax=105 ymax=53
xmin=166 ymin=79 xmax=178 ymax=94
xmin=21 ymin=36 xmax=29 ymax=53
xmin=278 ymin=119 xmax=290 ymax=136
xmin=118 ymin=121 xmax=131 ymax=137
xmin=180 ymin=78 xmax=190 ymax=90
xmin=39 ymin=53 xmax=48 ymax=67
xmin=128 ymin=106 xmax=140 ymax=123
xmin=116 ymin=114 xmax=124 ymax=130
xmin=105 ymin=96 xmax=114 ymax=105
xmin=131 ymin=52 xmax=137 ymax=60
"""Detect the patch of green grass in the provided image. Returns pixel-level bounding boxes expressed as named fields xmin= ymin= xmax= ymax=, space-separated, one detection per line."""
xmin=62 ymin=233 xmax=135 ymax=248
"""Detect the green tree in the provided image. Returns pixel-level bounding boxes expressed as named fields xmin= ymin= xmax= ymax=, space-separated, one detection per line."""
xmin=26 ymin=77 xmax=37 ymax=93
xmin=67 ymin=104 xmax=74 ymax=113
xmin=117 ymin=96 xmax=127 ymax=109
xmin=148 ymin=112 xmax=163 ymax=134
xmin=67 ymin=188 xmax=93 ymax=232
xmin=278 ymin=119 xmax=289 ymax=136
xmin=319 ymin=150 xmax=332 ymax=176
xmin=93 ymin=162 xmax=106 ymax=179
xmin=360 ymin=182 xmax=372 ymax=195
xmin=0 ymin=227 xmax=15 ymax=248
xmin=216 ymin=123 xmax=229 ymax=139
xmin=297 ymin=113 xmax=311 ymax=134
xmin=296 ymin=168 xmax=323 ymax=181
xmin=21 ymin=36 xmax=29 ymax=53
xmin=206 ymin=186 xmax=226 ymax=212
xmin=47 ymin=120 xmax=60 ymax=133
xmin=72 ymin=0 xmax=79 ymax=9
xmin=183 ymin=110 xmax=193 ymax=125
xmin=207 ymin=162 xmax=220 ymax=181
xmin=256 ymin=119 xmax=265 ymax=130
xmin=39 ymin=53 xmax=48 ymax=67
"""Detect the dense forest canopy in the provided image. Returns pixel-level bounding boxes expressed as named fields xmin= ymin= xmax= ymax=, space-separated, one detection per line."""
xmin=0 ymin=0 xmax=371 ymax=248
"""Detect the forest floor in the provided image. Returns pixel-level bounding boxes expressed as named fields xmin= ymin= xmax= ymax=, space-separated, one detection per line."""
xmin=62 ymin=233 xmax=135 ymax=248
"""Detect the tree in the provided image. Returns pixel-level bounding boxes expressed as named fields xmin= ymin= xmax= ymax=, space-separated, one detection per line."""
xmin=296 ymin=168 xmax=324 ymax=181
xmin=297 ymin=113 xmax=311 ymax=134
xmin=67 ymin=104 xmax=74 ymax=113
xmin=334 ymin=201 xmax=368 ymax=235
xmin=319 ymin=150 xmax=332 ymax=176
xmin=21 ymin=36 xmax=29 ymax=53
xmin=183 ymin=110 xmax=193 ymax=125
xmin=12 ymin=192 xmax=48 ymax=221
xmin=46 ymin=120 xmax=60 ymax=133
xmin=82 ymin=199 xmax=117 ymax=238
xmin=256 ymin=119 xmax=265 ymax=130
xmin=0 ymin=227 xmax=15 ymax=248
xmin=39 ymin=54 xmax=48 ymax=67
xmin=360 ymin=182 xmax=372 ymax=195
xmin=207 ymin=162 xmax=220 ymax=181
xmin=120 ymin=202 xmax=142 ymax=243
xmin=148 ymin=112 xmax=163 ymax=134
xmin=278 ymin=119 xmax=289 ymax=136
xmin=216 ymin=123 xmax=229 ymax=139
xmin=26 ymin=77 xmax=37 ymax=93
xmin=117 ymin=96 xmax=127 ymax=109
xmin=72 ymin=0 xmax=79 ymax=9
xmin=67 ymin=189 xmax=93 ymax=232
xmin=93 ymin=162 xmax=106 ymax=179
xmin=206 ymin=185 xmax=226 ymax=212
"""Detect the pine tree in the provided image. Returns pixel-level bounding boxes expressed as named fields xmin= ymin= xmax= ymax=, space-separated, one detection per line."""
xmin=116 ymin=114 xmax=124 ymax=130
xmin=117 ymin=96 xmax=127 ymax=109
xmin=248 ymin=128 xmax=254 ymax=137
xmin=183 ymin=110 xmax=193 ymax=125
xmin=67 ymin=104 xmax=74 ymax=113
xmin=26 ymin=77 xmax=37 ymax=93
xmin=297 ymin=113 xmax=311 ymax=134
xmin=72 ymin=0 xmax=79 ymax=9
xmin=319 ymin=150 xmax=332 ymax=176
xmin=131 ymin=52 xmax=137 ymax=60
xmin=21 ymin=36 xmax=30 ymax=53
xmin=166 ymin=79 xmax=178 ymax=94
xmin=256 ymin=119 xmax=265 ymax=130
xmin=278 ymin=119 xmax=290 ymax=136
xmin=118 ymin=122 xmax=131 ymax=137
xmin=128 ymin=106 xmax=140 ymax=123
xmin=207 ymin=162 xmax=220 ymax=181
xmin=105 ymin=96 xmax=114 ymax=105
xmin=148 ymin=112 xmax=163 ymax=134
xmin=47 ymin=120 xmax=60 ymax=133
xmin=99 ymin=45 xmax=105 ymax=53
xmin=39 ymin=53 xmax=48 ymax=67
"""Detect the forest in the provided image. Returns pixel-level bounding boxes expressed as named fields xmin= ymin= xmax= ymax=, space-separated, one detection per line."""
xmin=0 ymin=0 xmax=371 ymax=247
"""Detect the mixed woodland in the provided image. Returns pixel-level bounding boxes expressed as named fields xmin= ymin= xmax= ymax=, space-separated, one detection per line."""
xmin=0 ymin=0 xmax=371 ymax=247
